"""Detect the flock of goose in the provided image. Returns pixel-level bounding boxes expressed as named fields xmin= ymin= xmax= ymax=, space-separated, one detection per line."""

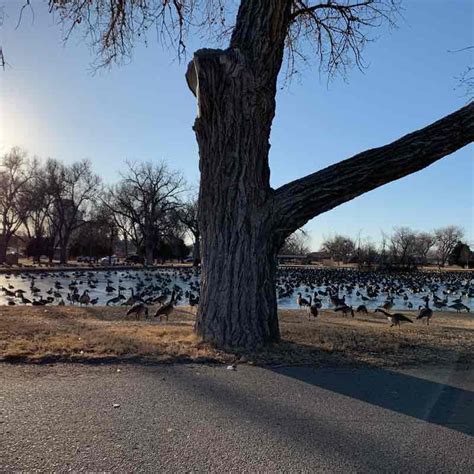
xmin=288 ymin=268 xmax=472 ymax=327
xmin=0 ymin=267 xmax=472 ymax=327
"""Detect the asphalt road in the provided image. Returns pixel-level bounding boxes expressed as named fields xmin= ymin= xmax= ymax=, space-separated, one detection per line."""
xmin=1 ymin=363 xmax=473 ymax=472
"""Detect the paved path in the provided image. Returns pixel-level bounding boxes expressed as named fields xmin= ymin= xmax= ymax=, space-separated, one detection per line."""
xmin=1 ymin=363 xmax=473 ymax=472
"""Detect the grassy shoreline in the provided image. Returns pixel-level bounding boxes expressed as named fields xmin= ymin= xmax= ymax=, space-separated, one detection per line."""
xmin=1 ymin=306 xmax=472 ymax=368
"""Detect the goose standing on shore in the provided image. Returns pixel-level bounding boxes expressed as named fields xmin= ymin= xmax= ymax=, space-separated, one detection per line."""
xmin=375 ymin=308 xmax=413 ymax=328
xmin=126 ymin=302 xmax=148 ymax=320
xmin=154 ymin=291 xmax=176 ymax=321
xmin=417 ymin=305 xmax=433 ymax=325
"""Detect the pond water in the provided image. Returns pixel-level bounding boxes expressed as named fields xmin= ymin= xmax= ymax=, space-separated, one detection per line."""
xmin=0 ymin=267 xmax=472 ymax=312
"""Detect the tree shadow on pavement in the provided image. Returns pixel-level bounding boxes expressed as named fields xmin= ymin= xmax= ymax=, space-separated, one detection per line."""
xmin=271 ymin=364 xmax=473 ymax=437
xmin=152 ymin=363 xmax=472 ymax=472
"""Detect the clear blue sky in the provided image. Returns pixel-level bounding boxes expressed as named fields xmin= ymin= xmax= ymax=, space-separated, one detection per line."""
xmin=1 ymin=0 xmax=473 ymax=250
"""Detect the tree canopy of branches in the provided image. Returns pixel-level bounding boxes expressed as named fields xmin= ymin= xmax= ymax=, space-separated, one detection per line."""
xmin=321 ymin=235 xmax=355 ymax=263
xmin=12 ymin=0 xmax=474 ymax=349
xmin=0 ymin=147 xmax=31 ymax=263
xmin=434 ymin=225 xmax=465 ymax=267
xmin=279 ymin=229 xmax=311 ymax=255
xmin=42 ymin=159 xmax=101 ymax=263
xmin=107 ymin=161 xmax=185 ymax=265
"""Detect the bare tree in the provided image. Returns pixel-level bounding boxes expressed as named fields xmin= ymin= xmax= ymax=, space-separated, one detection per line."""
xmin=413 ymin=231 xmax=435 ymax=265
xmin=21 ymin=158 xmax=53 ymax=263
xmin=102 ymin=190 xmax=136 ymax=257
xmin=108 ymin=161 xmax=185 ymax=265
xmin=279 ymin=229 xmax=311 ymax=256
xmin=0 ymin=148 xmax=32 ymax=264
xmin=321 ymin=234 xmax=355 ymax=263
xmin=25 ymin=1 xmax=474 ymax=348
xmin=70 ymin=202 xmax=118 ymax=260
xmin=44 ymin=159 xmax=101 ymax=264
xmin=389 ymin=226 xmax=418 ymax=267
xmin=177 ymin=197 xmax=201 ymax=265
xmin=355 ymin=240 xmax=379 ymax=268
xmin=434 ymin=225 xmax=465 ymax=267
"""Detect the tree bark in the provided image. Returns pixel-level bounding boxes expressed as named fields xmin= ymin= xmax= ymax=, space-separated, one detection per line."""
xmin=190 ymin=47 xmax=282 ymax=348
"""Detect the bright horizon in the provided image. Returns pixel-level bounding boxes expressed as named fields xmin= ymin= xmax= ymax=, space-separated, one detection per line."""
xmin=1 ymin=0 xmax=473 ymax=250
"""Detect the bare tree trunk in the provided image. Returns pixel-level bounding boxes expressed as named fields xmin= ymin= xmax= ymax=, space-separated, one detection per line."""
xmin=59 ymin=245 xmax=68 ymax=264
xmin=145 ymin=241 xmax=154 ymax=266
xmin=124 ymin=233 xmax=129 ymax=257
xmin=189 ymin=48 xmax=283 ymax=348
xmin=192 ymin=231 xmax=200 ymax=266
xmin=0 ymin=238 xmax=7 ymax=264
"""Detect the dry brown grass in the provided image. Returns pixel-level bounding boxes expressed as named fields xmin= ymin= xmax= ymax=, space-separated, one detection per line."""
xmin=0 ymin=306 xmax=472 ymax=367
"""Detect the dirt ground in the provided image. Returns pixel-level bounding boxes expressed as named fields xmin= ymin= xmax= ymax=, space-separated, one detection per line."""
xmin=0 ymin=306 xmax=472 ymax=367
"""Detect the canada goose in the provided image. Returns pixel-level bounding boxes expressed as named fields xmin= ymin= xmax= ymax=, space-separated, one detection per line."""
xmin=417 ymin=305 xmax=433 ymax=325
xmin=334 ymin=305 xmax=354 ymax=317
xmin=449 ymin=303 xmax=470 ymax=313
xmin=308 ymin=300 xmax=319 ymax=320
xmin=154 ymin=291 xmax=176 ymax=321
xmin=79 ymin=290 xmax=90 ymax=306
xmin=188 ymin=293 xmax=199 ymax=307
xmin=356 ymin=304 xmax=368 ymax=315
xmin=20 ymin=294 xmax=32 ymax=305
xmin=375 ymin=308 xmax=413 ymax=327
xmin=1 ymin=287 xmax=16 ymax=297
xmin=123 ymin=288 xmax=141 ymax=306
xmin=126 ymin=302 xmax=148 ymax=320
xmin=153 ymin=293 xmax=168 ymax=305
xmin=381 ymin=300 xmax=394 ymax=311
xmin=106 ymin=295 xmax=122 ymax=306
xmin=296 ymin=293 xmax=310 ymax=308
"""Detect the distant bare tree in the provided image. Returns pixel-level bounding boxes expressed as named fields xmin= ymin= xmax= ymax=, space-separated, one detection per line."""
xmin=434 ymin=226 xmax=465 ymax=267
xmin=413 ymin=231 xmax=435 ymax=265
xmin=279 ymin=229 xmax=311 ymax=256
xmin=357 ymin=240 xmax=379 ymax=267
xmin=21 ymin=159 xmax=53 ymax=263
xmin=0 ymin=148 xmax=32 ymax=264
xmin=102 ymin=190 xmax=137 ymax=257
xmin=389 ymin=227 xmax=418 ymax=267
xmin=70 ymin=202 xmax=118 ymax=260
xmin=321 ymin=235 xmax=355 ymax=263
xmin=108 ymin=161 xmax=185 ymax=265
xmin=44 ymin=159 xmax=101 ymax=264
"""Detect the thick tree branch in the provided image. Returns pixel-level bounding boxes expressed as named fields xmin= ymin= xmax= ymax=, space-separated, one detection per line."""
xmin=274 ymin=102 xmax=474 ymax=240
